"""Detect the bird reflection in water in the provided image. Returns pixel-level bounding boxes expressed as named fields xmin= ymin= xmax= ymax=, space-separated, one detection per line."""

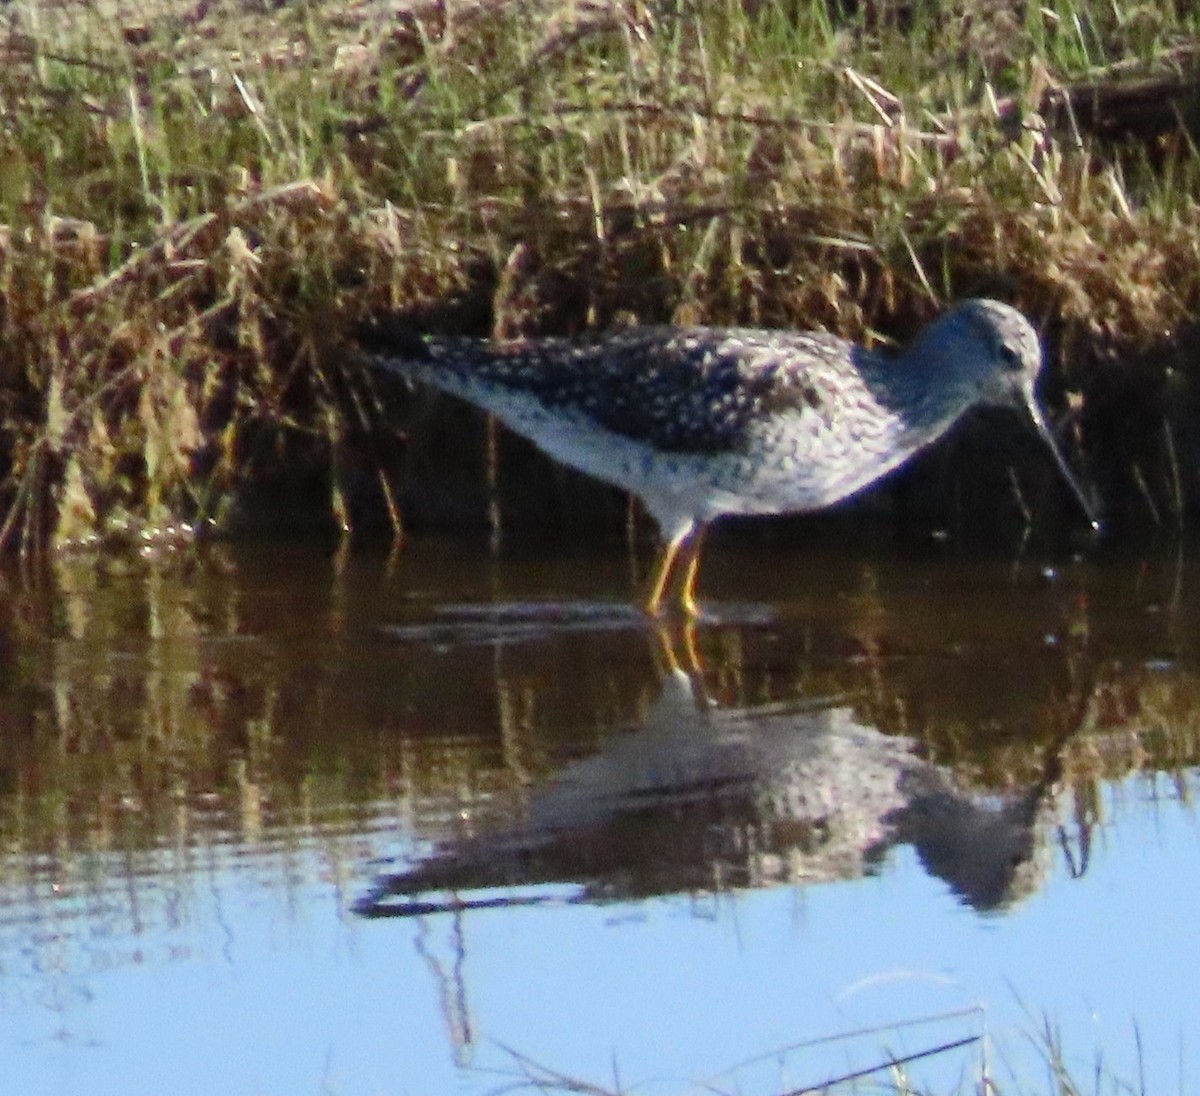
xmin=356 ymin=619 xmax=1069 ymax=919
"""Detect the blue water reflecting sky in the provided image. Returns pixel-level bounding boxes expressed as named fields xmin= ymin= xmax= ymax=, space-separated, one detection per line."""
xmin=4 ymin=770 xmax=1195 ymax=1096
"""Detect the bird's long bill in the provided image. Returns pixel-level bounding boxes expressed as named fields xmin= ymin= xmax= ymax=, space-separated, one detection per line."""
xmin=1024 ymin=391 xmax=1102 ymax=533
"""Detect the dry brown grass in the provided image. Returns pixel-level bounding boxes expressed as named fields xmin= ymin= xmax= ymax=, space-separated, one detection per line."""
xmin=2 ymin=0 xmax=1200 ymax=549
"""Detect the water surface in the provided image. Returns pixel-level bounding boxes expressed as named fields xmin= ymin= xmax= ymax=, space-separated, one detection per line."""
xmin=1 ymin=536 xmax=1197 ymax=1094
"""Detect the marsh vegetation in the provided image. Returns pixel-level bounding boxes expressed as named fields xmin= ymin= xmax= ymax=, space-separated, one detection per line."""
xmin=2 ymin=0 xmax=1200 ymax=550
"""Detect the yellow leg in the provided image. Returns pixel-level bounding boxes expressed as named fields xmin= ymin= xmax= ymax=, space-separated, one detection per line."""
xmin=678 ymin=528 xmax=707 ymax=617
xmin=680 ymin=617 xmax=703 ymax=676
xmin=644 ymin=526 xmax=690 ymax=616
xmin=652 ymin=619 xmax=682 ymax=675
xmin=650 ymin=618 xmax=712 ymax=712
xmin=651 ymin=618 xmax=706 ymax=683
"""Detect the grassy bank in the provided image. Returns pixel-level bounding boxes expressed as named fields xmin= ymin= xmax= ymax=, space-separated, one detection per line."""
xmin=3 ymin=0 xmax=1200 ymax=551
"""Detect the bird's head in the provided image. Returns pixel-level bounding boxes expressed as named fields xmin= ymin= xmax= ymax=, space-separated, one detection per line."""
xmin=915 ymin=299 xmax=1100 ymax=532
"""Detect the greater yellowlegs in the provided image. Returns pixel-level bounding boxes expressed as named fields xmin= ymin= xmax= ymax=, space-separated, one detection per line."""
xmin=361 ymin=300 xmax=1098 ymax=614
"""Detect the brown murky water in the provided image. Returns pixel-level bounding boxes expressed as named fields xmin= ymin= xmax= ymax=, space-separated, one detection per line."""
xmin=1 ymin=535 xmax=1198 ymax=1093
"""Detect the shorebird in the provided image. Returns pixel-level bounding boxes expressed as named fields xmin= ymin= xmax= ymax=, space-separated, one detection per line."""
xmin=360 ymin=299 xmax=1098 ymax=615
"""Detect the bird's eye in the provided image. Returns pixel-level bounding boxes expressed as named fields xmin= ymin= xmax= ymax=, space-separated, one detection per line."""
xmin=999 ymin=342 xmax=1024 ymax=371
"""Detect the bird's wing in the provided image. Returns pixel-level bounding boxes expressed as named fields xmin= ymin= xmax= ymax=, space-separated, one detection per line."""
xmin=421 ymin=327 xmax=866 ymax=455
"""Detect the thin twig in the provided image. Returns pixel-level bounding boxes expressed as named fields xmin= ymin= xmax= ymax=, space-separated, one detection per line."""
xmin=1131 ymin=463 xmax=1162 ymax=527
xmin=1008 ymin=466 xmax=1033 ymax=530
xmin=474 ymin=98 xmax=958 ymax=147
xmin=779 ymin=1034 xmax=981 ymax=1096
xmin=1162 ymin=415 xmax=1184 ymax=531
